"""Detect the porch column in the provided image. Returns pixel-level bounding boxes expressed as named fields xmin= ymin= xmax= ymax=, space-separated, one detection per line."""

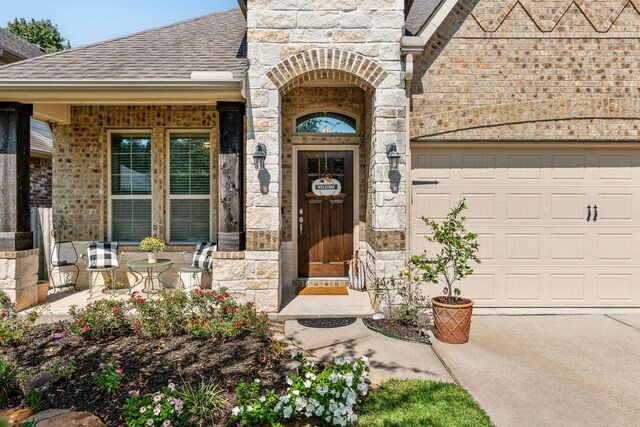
xmin=0 ymin=102 xmax=38 ymax=311
xmin=217 ymin=102 xmax=246 ymax=251
xmin=0 ymin=102 xmax=33 ymax=251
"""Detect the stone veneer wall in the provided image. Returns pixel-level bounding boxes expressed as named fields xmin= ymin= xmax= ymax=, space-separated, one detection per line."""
xmin=0 ymin=249 xmax=38 ymax=311
xmin=30 ymin=156 xmax=52 ymax=207
xmin=410 ymin=0 xmax=640 ymax=140
xmin=246 ymin=0 xmax=408 ymax=299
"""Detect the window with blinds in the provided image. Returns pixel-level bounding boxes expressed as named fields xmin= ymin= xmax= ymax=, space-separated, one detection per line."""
xmin=110 ymin=133 xmax=152 ymax=242
xmin=169 ymin=133 xmax=211 ymax=243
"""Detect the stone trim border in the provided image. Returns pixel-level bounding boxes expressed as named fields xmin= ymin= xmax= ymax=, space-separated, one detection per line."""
xmin=471 ymin=0 xmax=640 ymax=33
xmin=246 ymin=230 xmax=279 ymax=251
xmin=411 ymin=97 xmax=640 ymax=139
xmin=266 ymin=48 xmax=389 ymax=95
xmin=365 ymin=226 xmax=406 ymax=252
xmin=0 ymin=248 xmax=38 ymax=259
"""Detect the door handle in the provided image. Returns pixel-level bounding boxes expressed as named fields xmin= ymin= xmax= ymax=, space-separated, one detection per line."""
xmin=593 ymin=205 xmax=598 ymax=222
xmin=299 ymin=216 xmax=303 ymax=235
xmin=586 ymin=205 xmax=591 ymax=222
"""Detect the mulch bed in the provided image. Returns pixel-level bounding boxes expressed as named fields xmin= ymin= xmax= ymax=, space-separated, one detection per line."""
xmin=3 ymin=322 xmax=288 ymax=426
xmin=362 ymin=318 xmax=431 ymax=344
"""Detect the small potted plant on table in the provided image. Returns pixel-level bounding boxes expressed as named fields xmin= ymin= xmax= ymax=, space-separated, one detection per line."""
xmin=411 ymin=199 xmax=480 ymax=344
xmin=140 ymin=236 xmax=165 ymax=264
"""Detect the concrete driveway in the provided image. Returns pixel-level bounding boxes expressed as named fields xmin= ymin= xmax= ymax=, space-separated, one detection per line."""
xmin=431 ymin=315 xmax=640 ymax=427
xmin=286 ymin=314 xmax=640 ymax=427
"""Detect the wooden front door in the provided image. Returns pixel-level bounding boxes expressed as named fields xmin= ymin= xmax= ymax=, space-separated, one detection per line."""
xmin=298 ymin=151 xmax=354 ymax=277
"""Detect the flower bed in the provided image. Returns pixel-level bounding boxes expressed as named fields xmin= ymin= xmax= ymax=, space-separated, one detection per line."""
xmin=362 ymin=318 xmax=431 ymax=345
xmin=0 ymin=289 xmax=286 ymax=426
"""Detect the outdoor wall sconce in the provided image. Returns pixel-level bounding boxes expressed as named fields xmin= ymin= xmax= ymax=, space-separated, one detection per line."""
xmin=386 ymin=143 xmax=400 ymax=171
xmin=253 ymin=143 xmax=266 ymax=171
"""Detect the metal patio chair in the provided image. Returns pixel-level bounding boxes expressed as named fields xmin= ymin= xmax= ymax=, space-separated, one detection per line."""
xmin=180 ymin=242 xmax=217 ymax=290
xmin=81 ymin=242 xmax=123 ymax=298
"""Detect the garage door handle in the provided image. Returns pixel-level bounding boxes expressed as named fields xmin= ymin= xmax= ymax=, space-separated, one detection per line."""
xmin=593 ymin=205 xmax=598 ymax=222
xmin=586 ymin=205 xmax=591 ymax=222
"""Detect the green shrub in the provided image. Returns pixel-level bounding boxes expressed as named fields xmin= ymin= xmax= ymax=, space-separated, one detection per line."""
xmin=177 ymin=380 xmax=228 ymax=427
xmin=130 ymin=288 xmax=270 ymax=340
xmin=24 ymin=389 xmax=43 ymax=411
xmin=46 ymin=357 xmax=76 ymax=382
xmin=67 ymin=289 xmax=271 ymax=342
xmin=92 ymin=355 xmax=124 ymax=396
xmin=0 ymin=290 xmax=11 ymax=308
xmin=233 ymin=353 xmax=370 ymax=426
xmin=129 ymin=290 xmax=190 ymax=337
xmin=123 ymin=385 xmax=185 ymax=427
xmin=0 ymin=359 xmax=19 ymax=405
xmin=68 ymin=299 xmax=129 ymax=339
xmin=0 ymin=307 xmax=42 ymax=348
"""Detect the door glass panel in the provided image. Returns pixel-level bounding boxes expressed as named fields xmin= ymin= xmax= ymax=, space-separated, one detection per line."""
xmin=306 ymin=155 xmax=347 ymax=192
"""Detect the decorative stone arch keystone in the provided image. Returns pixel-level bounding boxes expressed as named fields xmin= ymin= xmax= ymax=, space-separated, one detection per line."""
xmin=266 ymin=48 xmax=389 ymax=95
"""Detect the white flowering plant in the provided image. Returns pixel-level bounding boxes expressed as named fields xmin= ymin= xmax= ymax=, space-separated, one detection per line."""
xmin=123 ymin=384 xmax=184 ymax=427
xmin=233 ymin=354 xmax=370 ymax=426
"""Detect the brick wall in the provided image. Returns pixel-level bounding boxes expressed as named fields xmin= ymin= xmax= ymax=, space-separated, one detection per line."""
xmin=29 ymin=156 xmax=52 ymax=207
xmin=410 ymin=0 xmax=640 ymax=140
xmin=51 ymin=105 xmax=218 ymax=242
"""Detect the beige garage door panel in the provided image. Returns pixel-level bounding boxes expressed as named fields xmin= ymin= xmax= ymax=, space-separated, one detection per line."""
xmin=411 ymin=148 xmax=640 ymax=307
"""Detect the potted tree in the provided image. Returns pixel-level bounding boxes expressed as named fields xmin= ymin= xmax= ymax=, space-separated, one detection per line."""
xmin=411 ymin=199 xmax=480 ymax=344
xmin=139 ymin=236 xmax=165 ymax=264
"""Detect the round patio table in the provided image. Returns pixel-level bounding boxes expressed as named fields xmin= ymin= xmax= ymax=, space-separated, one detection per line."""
xmin=127 ymin=259 xmax=173 ymax=294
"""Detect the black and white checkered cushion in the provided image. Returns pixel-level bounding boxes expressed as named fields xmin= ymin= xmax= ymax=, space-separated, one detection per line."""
xmin=86 ymin=242 xmax=119 ymax=269
xmin=192 ymin=242 xmax=216 ymax=269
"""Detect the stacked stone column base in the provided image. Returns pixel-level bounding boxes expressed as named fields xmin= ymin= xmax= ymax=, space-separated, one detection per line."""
xmin=0 ymin=249 xmax=39 ymax=311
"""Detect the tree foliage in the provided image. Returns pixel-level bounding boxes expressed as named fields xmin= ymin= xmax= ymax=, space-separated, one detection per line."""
xmin=410 ymin=199 xmax=480 ymax=303
xmin=6 ymin=18 xmax=71 ymax=53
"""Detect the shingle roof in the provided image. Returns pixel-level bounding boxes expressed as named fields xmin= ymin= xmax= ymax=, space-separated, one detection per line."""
xmin=0 ymin=9 xmax=247 ymax=80
xmin=405 ymin=0 xmax=444 ymax=36
xmin=0 ymin=28 xmax=45 ymax=60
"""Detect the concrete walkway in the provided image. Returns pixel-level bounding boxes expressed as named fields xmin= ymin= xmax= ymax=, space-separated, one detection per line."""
xmin=286 ymin=315 xmax=640 ymax=427
xmin=286 ymin=319 xmax=452 ymax=385
xmin=278 ymin=287 xmax=374 ymax=320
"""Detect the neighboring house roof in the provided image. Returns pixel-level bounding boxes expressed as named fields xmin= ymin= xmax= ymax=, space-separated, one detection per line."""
xmin=0 ymin=28 xmax=45 ymax=61
xmin=30 ymin=119 xmax=52 ymax=157
xmin=405 ymin=0 xmax=444 ymax=36
xmin=0 ymin=9 xmax=247 ymax=80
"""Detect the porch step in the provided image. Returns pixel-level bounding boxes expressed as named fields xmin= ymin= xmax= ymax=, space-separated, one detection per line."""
xmin=295 ymin=278 xmax=350 ymax=288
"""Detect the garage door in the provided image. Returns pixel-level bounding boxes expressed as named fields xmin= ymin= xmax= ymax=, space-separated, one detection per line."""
xmin=411 ymin=147 xmax=640 ymax=307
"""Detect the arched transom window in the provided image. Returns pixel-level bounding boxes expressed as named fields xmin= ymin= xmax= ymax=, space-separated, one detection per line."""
xmin=295 ymin=112 xmax=357 ymax=134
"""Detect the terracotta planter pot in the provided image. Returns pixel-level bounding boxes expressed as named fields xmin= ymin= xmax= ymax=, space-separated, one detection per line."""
xmin=432 ymin=296 xmax=474 ymax=344
xmin=37 ymin=281 xmax=49 ymax=303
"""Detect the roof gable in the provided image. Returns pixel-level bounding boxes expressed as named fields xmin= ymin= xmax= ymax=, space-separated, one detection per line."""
xmin=406 ymin=0 xmax=444 ymax=35
xmin=0 ymin=28 xmax=45 ymax=60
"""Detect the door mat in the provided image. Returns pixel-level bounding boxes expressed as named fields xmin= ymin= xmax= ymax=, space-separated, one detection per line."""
xmin=297 ymin=317 xmax=357 ymax=328
xmin=295 ymin=286 xmax=349 ymax=296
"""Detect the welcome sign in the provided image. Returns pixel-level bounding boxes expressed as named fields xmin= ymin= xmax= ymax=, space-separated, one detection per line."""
xmin=311 ymin=178 xmax=342 ymax=196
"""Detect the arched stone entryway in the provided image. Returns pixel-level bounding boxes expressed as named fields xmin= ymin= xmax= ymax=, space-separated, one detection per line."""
xmin=246 ymin=42 xmax=407 ymax=311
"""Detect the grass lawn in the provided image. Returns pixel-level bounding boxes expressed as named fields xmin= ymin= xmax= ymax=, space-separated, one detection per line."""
xmin=358 ymin=379 xmax=493 ymax=427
